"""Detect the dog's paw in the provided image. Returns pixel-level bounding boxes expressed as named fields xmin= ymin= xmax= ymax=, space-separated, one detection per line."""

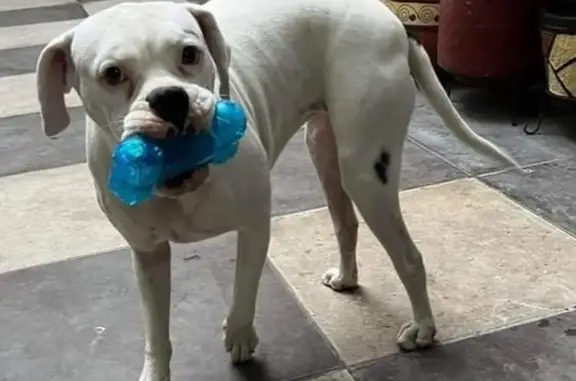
xmin=222 ymin=319 xmax=259 ymax=364
xmin=321 ymin=268 xmax=358 ymax=291
xmin=396 ymin=319 xmax=437 ymax=351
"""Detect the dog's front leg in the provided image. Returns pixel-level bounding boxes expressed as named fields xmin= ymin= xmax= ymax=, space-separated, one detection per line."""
xmin=223 ymin=221 xmax=270 ymax=364
xmin=133 ymin=242 xmax=172 ymax=381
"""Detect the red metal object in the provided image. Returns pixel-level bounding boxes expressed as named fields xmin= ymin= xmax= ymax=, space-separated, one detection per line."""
xmin=437 ymin=0 xmax=544 ymax=82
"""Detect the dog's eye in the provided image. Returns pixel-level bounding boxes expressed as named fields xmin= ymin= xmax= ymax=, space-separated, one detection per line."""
xmin=181 ymin=46 xmax=201 ymax=65
xmin=102 ymin=66 xmax=126 ymax=86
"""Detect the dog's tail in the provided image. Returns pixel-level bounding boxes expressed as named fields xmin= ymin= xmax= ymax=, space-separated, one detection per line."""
xmin=406 ymin=37 xmax=523 ymax=171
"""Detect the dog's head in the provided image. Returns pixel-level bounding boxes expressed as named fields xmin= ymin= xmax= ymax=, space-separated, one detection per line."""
xmin=35 ymin=2 xmax=230 ymax=196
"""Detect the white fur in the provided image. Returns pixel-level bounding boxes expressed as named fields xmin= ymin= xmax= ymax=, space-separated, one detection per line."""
xmin=35 ymin=0 xmax=521 ymax=380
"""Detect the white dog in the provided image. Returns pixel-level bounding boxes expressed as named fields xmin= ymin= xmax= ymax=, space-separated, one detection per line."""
xmin=35 ymin=0 xmax=521 ymax=380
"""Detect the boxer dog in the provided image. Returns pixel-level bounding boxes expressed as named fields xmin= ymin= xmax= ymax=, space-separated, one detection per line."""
xmin=35 ymin=0 xmax=521 ymax=379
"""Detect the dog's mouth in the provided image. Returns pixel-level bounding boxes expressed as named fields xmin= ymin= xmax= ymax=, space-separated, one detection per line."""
xmin=164 ymin=169 xmax=195 ymax=189
xmin=157 ymin=165 xmax=210 ymax=198
xmin=122 ymin=119 xmax=208 ymax=141
xmin=122 ymin=104 xmax=213 ymax=140
xmin=165 ymin=122 xmax=198 ymax=138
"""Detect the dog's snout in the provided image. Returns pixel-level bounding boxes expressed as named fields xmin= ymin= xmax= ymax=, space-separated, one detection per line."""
xmin=146 ymin=86 xmax=189 ymax=132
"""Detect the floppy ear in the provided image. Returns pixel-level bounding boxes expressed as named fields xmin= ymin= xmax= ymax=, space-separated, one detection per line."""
xmin=183 ymin=4 xmax=231 ymax=97
xmin=35 ymin=30 xmax=76 ymax=138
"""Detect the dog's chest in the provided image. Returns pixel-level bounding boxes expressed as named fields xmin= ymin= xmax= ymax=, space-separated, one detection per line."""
xmin=151 ymin=184 xmax=238 ymax=244
xmin=162 ymin=209 xmax=234 ymax=244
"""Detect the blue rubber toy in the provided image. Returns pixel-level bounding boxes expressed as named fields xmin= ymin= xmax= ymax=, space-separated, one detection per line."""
xmin=108 ymin=99 xmax=247 ymax=207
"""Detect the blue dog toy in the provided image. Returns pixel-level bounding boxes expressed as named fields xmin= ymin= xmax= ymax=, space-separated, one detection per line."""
xmin=108 ymin=99 xmax=247 ymax=207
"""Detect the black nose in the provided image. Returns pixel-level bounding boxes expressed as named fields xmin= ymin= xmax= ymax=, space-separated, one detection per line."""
xmin=145 ymin=86 xmax=189 ymax=132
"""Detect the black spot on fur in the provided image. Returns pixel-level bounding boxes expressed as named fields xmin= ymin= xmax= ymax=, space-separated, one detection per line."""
xmin=374 ymin=151 xmax=390 ymax=184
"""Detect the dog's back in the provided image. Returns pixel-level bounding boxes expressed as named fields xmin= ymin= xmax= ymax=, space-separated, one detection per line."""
xmin=204 ymin=0 xmax=405 ymax=162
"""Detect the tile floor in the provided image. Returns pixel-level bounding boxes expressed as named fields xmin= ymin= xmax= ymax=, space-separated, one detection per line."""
xmin=2 ymin=1 xmax=576 ymax=381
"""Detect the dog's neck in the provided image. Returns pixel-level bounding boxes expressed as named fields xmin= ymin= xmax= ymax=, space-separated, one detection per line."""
xmin=85 ymin=116 xmax=119 ymax=191
xmin=214 ymin=6 xmax=327 ymax=166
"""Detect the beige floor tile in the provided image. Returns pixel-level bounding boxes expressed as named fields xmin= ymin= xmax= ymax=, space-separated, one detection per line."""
xmin=82 ymin=0 xmax=127 ymax=15
xmin=83 ymin=0 xmax=189 ymax=15
xmin=0 ymin=20 xmax=80 ymax=50
xmin=0 ymin=73 xmax=82 ymax=118
xmin=308 ymin=370 xmax=355 ymax=381
xmin=0 ymin=164 xmax=126 ymax=275
xmin=269 ymin=178 xmax=576 ymax=365
xmin=0 ymin=0 xmax=74 ymax=12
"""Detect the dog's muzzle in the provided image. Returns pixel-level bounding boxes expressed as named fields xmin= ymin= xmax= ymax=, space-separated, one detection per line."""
xmin=146 ymin=85 xmax=191 ymax=136
xmin=123 ymin=84 xmax=215 ymax=140
xmin=157 ymin=165 xmax=210 ymax=197
xmin=122 ymin=85 xmax=216 ymax=196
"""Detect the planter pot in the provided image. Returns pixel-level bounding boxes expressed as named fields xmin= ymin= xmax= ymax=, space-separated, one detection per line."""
xmin=540 ymin=1 xmax=576 ymax=100
xmin=385 ymin=0 xmax=440 ymax=65
xmin=438 ymin=0 xmax=544 ymax=84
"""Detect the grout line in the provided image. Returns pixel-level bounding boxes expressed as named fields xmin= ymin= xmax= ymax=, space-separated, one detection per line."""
xmin=272 ymin=205 xmax=329 ymax=222
xmin=270 ymin=177 xmax=487 ymax=223
xmin=477 ymin=155 xmax=576 ymax=178
xmin=290 ymin=367 xmax=351 ymax=381
xmin=0 ymin=0 xmax=77 ymax=12
xmin=346 ymin=306 xmax=576 ymax=373
xmin=470 ymin=177 xmax=573 ymax=233
xmin=0 ymin=242 xmax=125 ymax=276
xmin=406 ymin=136 xmax=475 ymax=177
xmin=265 ymin=256 xmax=349 ymax=370
xmin=437 ymin=306 xmax=576 ymax=347
xmin=471 ymin=156 xmax=576 ymax=241
xmin=478 ymin=179 xmax=576 ymax=241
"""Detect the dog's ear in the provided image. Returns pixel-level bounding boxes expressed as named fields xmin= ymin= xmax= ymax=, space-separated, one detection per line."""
xmin=183 ymin=4 xmax=231 ymax=97
xmin=36 ymin=30 xmax=76 ymax=138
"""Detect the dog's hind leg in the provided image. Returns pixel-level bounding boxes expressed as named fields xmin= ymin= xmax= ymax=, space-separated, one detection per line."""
xmin=325 ymin=54 xmax=436 ymax=350
xmin=338 ymin=132 xmax=436 ymax=351
xmin=342 ymin=157 xmax=437 ymax=351
xmin=305 ymin=111 xmax=359 ymax=291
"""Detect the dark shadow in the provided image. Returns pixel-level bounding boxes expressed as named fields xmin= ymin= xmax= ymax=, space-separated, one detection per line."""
xmin=328 ymin=284 xmax=365 ymax=296
xmin=231 ymin=358 xmax=273 ymax=381
xmin=452 ymin=85 xmax=542 ymax=124
xmin=444 ymin=82 xmax=576 ymax=143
